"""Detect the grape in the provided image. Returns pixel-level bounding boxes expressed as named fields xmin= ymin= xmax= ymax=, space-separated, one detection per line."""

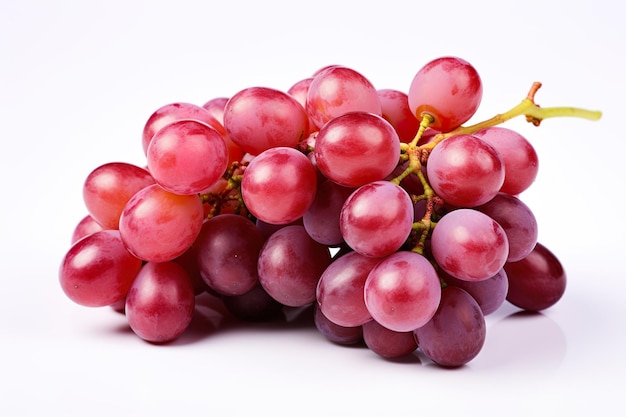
xmin=303 ymin=179 xmax=355 ymax=246
xmin=377 ymin=88 xmax=420 ymax=143
xmin=125 ymin=261 xmax=195 ymax=343
xmin=287 ymin=77 xmax=318 ymax=136
xmin=313 ymin=111 xmax=400 ymax=188
xmin=504 ymin=242 xmax=566 ymax=311
xmin=426 ymin=134 xmax=505 ymax=207
xmin=59 ymin=230 xmax=143 ymax=307
xmin=340 ymin=181 xmax=413 ymax=258
xmin=201 ymin=97 xmax=229 ymax=125
xmin=415 ymin=286 xmax=486 ymax=367
xmin=194 ymin=214 xmax=265 ymax=296
xmin=257 ymin=225 xmax=331 ymax=307
xmin=221 ymin=284 xmax=284 ymax=323
xmin=82 ymin=162 xmax=155 ymax=229
xmin=313 ymin=304 xmax=363 ymax=346
xmin=362 ymin=319 xmax=418 ymax=358
xmin=119 ymin=184 xmax=204 ymax=263
xmin=306 ymin=65 xmax=382 ymax=129
xmin=364 ymin=251 xmax=441 ymax=332
xmin=408 ymin=56 xmax=482 ymax=132
xmin=430 ymin=208 xmax=509 ymax=281
xmin=223 ymin=86 xmax=309 ymax=156
xmin=316 ymin=251 xmax=380 ymax=327
xmin=441 ymin=268 xmax=509 ymax=316
xmin=147 ymin=119 xmax=229 ymax=195
xmin=71 ymin=214 xmax=104 ymax=244
xmin=141 ymin=102 xmax=225 ymax=155
xmin=474 ymin=126 xmax=539 ymax=195
xmin=241 ymin=146 xmax=317 ymax=225
xmin=476 ymin=192 xmax=538 ymax=262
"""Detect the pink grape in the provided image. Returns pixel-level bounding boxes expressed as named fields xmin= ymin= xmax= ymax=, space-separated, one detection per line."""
xmin=504 ymin=242 xmax=566 ymax=311
xmin=414 ymin=286 xmax=486 ymax=367
xmin=303 ymin=179 xmax=355 ymax=246
xmin=241 ymin=146 xmax=317 ymax=225
xmin=408 ymin=56 xmax=483 ymax=132
xmin=147 ymin=119 xmax=228 ymax=195
xmin=340 ymin=181 xmax=413 ymax=258
xmin=377 ymin=88 xmax=420 ymax=143
xmin=313 ymin=304 xmax=363 ymax=345
xmin=194 ymin=214 xmax=265 ymax=296
xmin=201 ymin=96 xmax=229 ymax=125
xmin=82 ymin=162 xmax=155 ymax=229
xmin=364 ymin=251 xmax=441 ymax=332
xmin=125 ymin=261 xmax=195 ymax=343
xmin=430 ymin=208 xmax=509 ymax=281
xmin=474 ymin=126 xmax=539 ymax=195
xmin=314 ymin=111 xmax=401 ymax=188
xmin=141 ymin=102 xmax=225 ymax=155
xmin=59 ymin=230 xmax=143 ymax=307
xmin=362 ymin=319 xmax=418 ymax=358
xmin=287 ymin=77 xmax=318 ymax=136
xmin=223 ymin=86 xmax=309 ymax=155
xmin=257 ymin=225 xmax=331 ymax=307
xmin=426 ymin=134 xmax=505 ymax=207
xmin=476 ymin=192 xmax=538 ymax=262
xmin=71 ymin=214 xmax=104 ymax=243
xmin=441 ymin=268 xmax=509 ymax=316
xmin=306 ymin=65 xmax=382 ymax=129
xmin=316 ymin=251 xmax=380 ymax=327
xmin=119 ymin=184 xmax=204 ymax=263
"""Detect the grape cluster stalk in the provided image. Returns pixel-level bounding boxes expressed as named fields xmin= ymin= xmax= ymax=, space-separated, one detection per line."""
xmin=60 ymin=56 xmax=601 ymax=367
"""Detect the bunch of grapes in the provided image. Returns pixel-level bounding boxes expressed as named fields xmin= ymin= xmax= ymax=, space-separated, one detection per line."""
xmin=59 ymin=56 xmax=601 ymax=367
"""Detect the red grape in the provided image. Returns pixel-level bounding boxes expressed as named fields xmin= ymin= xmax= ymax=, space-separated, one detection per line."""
xmin=59 ymin=230 xmax=142 ymax=307
xmin=415 ymin=286 xmax=486 ymax=367
xmin=313 ymin=111 xmax=400 ymax=188
xmin=430 ymin=208 xmax=509 ymax=281
xmin=241 ymin=146 xmax=317 ymax=225
xmin=364 ymin=251 xmax=441 ymax=332
xmin=125 ymin=261 xmax=195 ymax=343
xmin=408 ymin=56 xmax=482 ymax=132
xmin=82 ymin=162 xmax=155 ymax=229
xmin=504 ymin=242 xmax=566 ymax=311
xmin=147 ymin=119 xmax=228 ymax=195
xmin=426 ymin=134 xmax=504 ymax=207
xmin=119 ymin=184 xmax=204 ymax=262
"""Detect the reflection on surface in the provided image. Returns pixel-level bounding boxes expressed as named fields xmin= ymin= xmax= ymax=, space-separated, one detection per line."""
xmin=472 ymin=309 xmax=567 ymax=372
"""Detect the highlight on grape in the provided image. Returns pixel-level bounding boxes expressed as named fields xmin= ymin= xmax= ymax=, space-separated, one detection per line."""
xmin=59 ymin=56 xmax=601 ymax=367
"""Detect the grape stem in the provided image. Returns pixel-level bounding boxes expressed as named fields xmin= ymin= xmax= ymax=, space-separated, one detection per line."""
xmin=392 ymin=82 xmax=602 ymax=254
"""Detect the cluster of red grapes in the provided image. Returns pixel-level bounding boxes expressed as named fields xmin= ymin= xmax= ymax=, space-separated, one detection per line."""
xmin=59 ymin=56 xmax=600 ymax=367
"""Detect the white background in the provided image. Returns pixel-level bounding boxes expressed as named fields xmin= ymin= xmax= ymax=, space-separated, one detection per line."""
xmin=1 ymin=0 xmax=624 ymax=415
